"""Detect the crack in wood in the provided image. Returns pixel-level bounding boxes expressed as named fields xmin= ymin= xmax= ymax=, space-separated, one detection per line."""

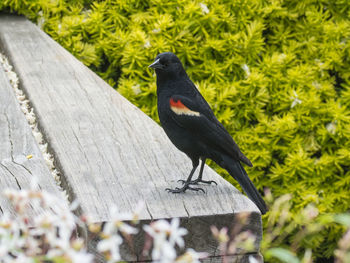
xmin=0 ymin=163 xmax=21 ymax=190
xmin=3 ymin=113 xmax=22 ymax=190
xmin=145 ymin=202 xmax=153 ymax=221
xmin=182 ymin=201 xmax=190 ymax=218
xmin=4 ymin=113 xmax=14 ymax=162
xmin=0 ymin=16 xmax=263 ymax=261
xmin=4 ymin=111 xmax=36 ymax=187
xmin=0 ymin=48 xmax=66 ymax=221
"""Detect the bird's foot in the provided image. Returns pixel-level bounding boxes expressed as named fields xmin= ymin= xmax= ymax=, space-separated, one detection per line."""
xmin=177 ymin=178 xmax=217 ymax=185
xmin=166 ymin=182 xmax=205 ymax=194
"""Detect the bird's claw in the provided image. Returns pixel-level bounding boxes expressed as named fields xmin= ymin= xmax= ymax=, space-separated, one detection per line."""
xmin=178 ymin=179 xmax=218 ymax=186
xmin=189 ymin=186 xmax=205 ymax=193
xmin=165 ymin=184 xmax=205 ymax=194
xmin=202 ymin=180 xmax=218 ymax=185
xmin=177 ymin=179 xmax=186 ymax=184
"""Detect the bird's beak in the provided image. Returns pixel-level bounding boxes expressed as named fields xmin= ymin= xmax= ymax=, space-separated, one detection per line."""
xmin=148 ymin=58 xmax=162 ymax=69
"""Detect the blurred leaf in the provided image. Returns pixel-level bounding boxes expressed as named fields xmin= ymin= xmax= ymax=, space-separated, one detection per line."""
xmin=334 ymin=214 xmax=350 ymax=227
xmin=265 ymin=248 xmax=300 ymax=263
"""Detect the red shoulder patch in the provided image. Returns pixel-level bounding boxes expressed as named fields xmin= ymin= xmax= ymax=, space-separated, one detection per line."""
xmin=169 ymin=98 xmax=188 ymax=109
xmin=169 ymin=98 xmax=200 ymax=116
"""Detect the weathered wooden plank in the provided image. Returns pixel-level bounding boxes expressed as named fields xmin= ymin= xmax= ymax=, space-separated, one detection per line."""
xmin=0 ymin=15 xmax=260 ymax=220
xmin=203 ymin=254 xmax=263 ymax=263
xmin=0 ymin=15 xmax=263 ymax=260
xmin=90 ymin=212 xmax=262 ymax=261
xmin=0 ymin=61 xmax=65 ymax=215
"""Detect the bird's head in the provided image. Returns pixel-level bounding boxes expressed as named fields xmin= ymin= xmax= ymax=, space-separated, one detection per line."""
xmin=149 ymin=52 xmax=186 ymax=80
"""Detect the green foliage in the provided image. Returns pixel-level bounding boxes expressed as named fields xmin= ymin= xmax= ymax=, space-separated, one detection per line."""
xmin=265 ymin=248 xmax=301 ymax=263
xmin=1 ymin=0 xmax=350 ymax=260
xmin=263 ymin=193 xmax=350 ymax=263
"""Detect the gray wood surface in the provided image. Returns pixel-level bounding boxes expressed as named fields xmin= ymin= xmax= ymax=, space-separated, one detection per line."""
xmin=0 ymin=15 xmax=263 ymax=260
xmin=203 ymin=253 xmax=263 ymax=263
xmin=0 ymin=61 xmax=65 ymax=215
xmin=91 ymin=212 xmax=262 ymax=261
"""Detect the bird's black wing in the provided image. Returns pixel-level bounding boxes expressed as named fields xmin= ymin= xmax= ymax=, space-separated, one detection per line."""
xmin=169 ymin=95 xmax=252 ymax=167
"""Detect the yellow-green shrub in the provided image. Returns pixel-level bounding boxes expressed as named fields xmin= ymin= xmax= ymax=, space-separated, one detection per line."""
xmin=1 ymin=0 xmax=350 ymax=260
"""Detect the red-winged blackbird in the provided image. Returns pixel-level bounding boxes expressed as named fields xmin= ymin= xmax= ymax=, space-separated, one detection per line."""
xmin=149 ymin=52 xmax=267 ymax=214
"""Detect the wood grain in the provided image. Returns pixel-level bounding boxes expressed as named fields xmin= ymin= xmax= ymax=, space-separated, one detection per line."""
xmin=203 ymin=254 xmax=263 ymax=263
xmin=0 ymin=15 xmax=263 ymax=259
xmin=0 ymin=62 xmax=65 ymax=215
xmin=90 ymin=212 xmax=262 ymax=261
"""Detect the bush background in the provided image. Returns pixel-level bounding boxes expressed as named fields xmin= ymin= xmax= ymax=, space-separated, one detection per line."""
xmin=1 ymin=0 xmax=350 ymax=261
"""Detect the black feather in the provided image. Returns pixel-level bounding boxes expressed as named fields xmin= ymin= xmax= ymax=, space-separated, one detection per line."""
xmin=150 ymin=52 xmax=268 ymax=214
xmin=221 ymin=155 xmax=267 ymax=214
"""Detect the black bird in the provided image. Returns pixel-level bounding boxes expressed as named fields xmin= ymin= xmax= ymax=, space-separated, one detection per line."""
xmin=149 ymin=52 xmax=267 ymax=214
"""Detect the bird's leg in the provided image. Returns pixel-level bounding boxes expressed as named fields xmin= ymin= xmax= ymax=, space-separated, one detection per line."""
xmin=166 ymin=161 xmax=205 ymax=193
xmin=178 ymin=158 xmax=217 ymax=185
xmin=194 ymin=158 xmax=218 ymax=185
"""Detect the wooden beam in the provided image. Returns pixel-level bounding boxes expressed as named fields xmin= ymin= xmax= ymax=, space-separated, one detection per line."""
xmin=0 ymin=15 xmax=263 ymax=260
xmin=0 ymin=59 xmax=65 ymax=215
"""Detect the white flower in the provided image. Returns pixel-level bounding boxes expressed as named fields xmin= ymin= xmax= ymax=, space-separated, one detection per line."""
xmin=291 ymin=91 xmax=302 ymax=108
xmin=150 ymin=219 xmax=171 ymax=232
xmin=312 ymin=81 xmax=321 ymax=89
xmin=249 ymin=255 xmax=260 ymax=263
xmin=152 ymin=237 xmax=176 ymax=262
xmin=11 ymin=254 xmax=35 ymax=263
xmin=132 ymin=84 xmax=142 ymax=95
xmin=0 ymin=178 xmax=88 ymax=261
xmin=97 ymin=235 xmax=123 ymax=262
xmin=199 ymin=3 xmax=209 ymax=14
xmin=169 ymin=218 xmax=187 ymax=248
xmin=326 ymin=121 xmax=337 ymax=134
xmin=291 ymin=98 xmax=302 ymax=108
xmin=103 ymin=206 xmax=138 ymax=236
xmin=211 ymin=226 xmax=229 ymax=243
xmin=46 ymin=248 xmax=64 ymax=258
xmin=241 ymin=64 xmax=251 ymax=78
xmin=144 ymin=41 xmax=151 ymax=49
xmin=144 ymin=218 xmax=188 ymax=263
xmin=144 ymin=221 xmax=175 ymax=262
xmin=97 ymin=205 xmax=140 ymax=262
xmin=68 ymin=249 xmax=94 ymax=263
xmin=176 ymin=248 xmax=208 ymax=263
xmin=37 ymin=17 xmax=46 ymax=29
xmin=278 ymin=53 xmax=287 ymax=62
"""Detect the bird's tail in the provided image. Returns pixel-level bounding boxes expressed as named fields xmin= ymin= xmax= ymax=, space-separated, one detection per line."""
xmin=223 ymin=157 xmax=268 ymax=215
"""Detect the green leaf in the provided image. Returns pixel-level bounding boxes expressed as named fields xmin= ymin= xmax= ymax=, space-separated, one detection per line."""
xmin=334 ymin=214 xmax=350 ymax=227
xmin=265 ymin=248 xmax=300 ymax=263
